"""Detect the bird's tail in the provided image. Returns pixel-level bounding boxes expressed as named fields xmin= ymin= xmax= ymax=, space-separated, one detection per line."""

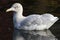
xmin=46 ymin=17 xmax=59 ymax=29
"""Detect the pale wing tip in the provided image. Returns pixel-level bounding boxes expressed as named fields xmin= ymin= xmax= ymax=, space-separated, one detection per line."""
xmin=46 ymin=17 xmax=59 ymax=29
xmin=55 ymin=17 xmax=59 ymax=21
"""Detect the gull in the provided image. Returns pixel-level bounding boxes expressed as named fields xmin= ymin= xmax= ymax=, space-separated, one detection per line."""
xmin=6 ymin=3 xmax=59 ymax=40
xmin=6 ymin=3 xmax=59 ymax=30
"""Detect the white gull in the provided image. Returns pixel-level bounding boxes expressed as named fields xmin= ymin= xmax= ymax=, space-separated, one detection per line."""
xmin=6 ymin=3 xmax=59 ymax=30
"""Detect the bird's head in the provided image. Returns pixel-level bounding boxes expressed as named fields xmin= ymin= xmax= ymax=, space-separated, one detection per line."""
xmin=6 ymin=3 xmax=23 ymax=13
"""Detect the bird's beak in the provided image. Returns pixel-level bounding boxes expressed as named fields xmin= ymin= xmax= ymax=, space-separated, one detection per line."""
xmin=6 ymin=7 xmax=15 ymax=12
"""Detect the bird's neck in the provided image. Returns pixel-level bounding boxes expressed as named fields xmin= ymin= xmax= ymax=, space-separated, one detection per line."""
xmin=16 ymin=11 xmax=24 ymax=18
xmin=14 ymin=12 xmax=24 ymax=23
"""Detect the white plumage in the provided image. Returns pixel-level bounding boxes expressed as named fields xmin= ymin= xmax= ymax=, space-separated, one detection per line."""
xmin=6 ymin=3 xmax=59 ymax=30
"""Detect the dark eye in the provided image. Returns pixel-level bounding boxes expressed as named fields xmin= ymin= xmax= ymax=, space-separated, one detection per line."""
xmin=14 ymin=7 xmax=17 ymax=9
xmin=14 ymin=6 xmax=18 ymax=9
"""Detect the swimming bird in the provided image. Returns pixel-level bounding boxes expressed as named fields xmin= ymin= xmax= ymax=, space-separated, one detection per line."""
xmin=6 ymin=3 xmax=59 ymax=40
xmin=6 ymin=3 xmax=59 ymax=30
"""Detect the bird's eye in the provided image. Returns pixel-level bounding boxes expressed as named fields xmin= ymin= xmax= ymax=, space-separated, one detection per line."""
xmin=14 ymin=7 xmax=17 ymax=9
xmin=14 ymin=6 xmax=18 ymax=9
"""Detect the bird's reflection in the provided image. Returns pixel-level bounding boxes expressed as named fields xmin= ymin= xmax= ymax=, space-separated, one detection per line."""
xmin=13 ymin=29 xmax=58 ymax=40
